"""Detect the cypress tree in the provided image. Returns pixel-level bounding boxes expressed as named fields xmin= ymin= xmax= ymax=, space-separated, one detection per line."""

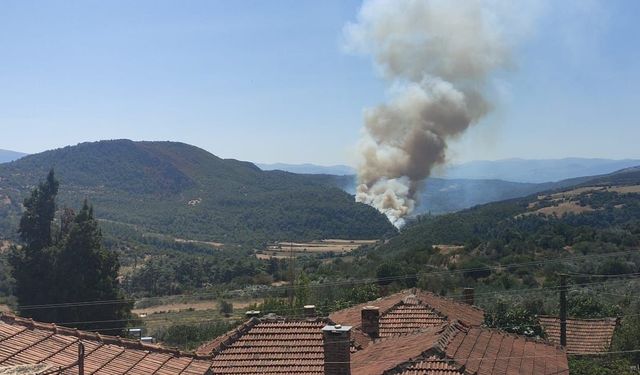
xmin=10 ymin=169 xmax=59 ymax=321
xmin=10 ymin=171 xmax=131 ymax=334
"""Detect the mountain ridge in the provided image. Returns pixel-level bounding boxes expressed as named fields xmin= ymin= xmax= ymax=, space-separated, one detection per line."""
xmin=0 ymin=140 xmax=395 ymax=244
xmin=0 ymin=149 xmax=27 ymax=164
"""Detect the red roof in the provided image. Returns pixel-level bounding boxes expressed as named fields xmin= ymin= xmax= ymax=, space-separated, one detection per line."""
xmin=413 ymin=290 xmax=484 ymax=327
xmin=351 ymin=325 xmax=446 ymax=375
xmin=329 ymin=290 xmax=411 ymax=328
xmin=396 ymin=356 xmax=462 ymax=375
xmin=379 ymin=299 xmax=447 ymax=338
xmin=329 ymin=289 xmax=484 ymax=348
xmin=0 ymin=313 xmax=213 ymax=374
xmin=538 ymin=316 xmax=618 ymax=354
xmin=205 ymin=318 xmax=330 ymax=375
xmin=352 ymin=322 xmax=569 ymax=375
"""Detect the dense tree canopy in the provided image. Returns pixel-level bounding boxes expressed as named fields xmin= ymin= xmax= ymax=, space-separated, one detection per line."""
xmin=10 ymin=171 xmax=131 ymax=334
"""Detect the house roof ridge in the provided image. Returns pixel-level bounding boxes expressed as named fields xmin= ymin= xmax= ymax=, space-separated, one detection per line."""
xmin=538 ymin=314 xmax=619 ymax=322
xmin=208 ymin=317 xmax=260 ymax=355
xmin=369 ymin=324 xmax=466 ymax=375
xmin=413 ymin=288 xmax=485 ymax=313
xmin=433 ymin=320 xmax=468 ymax=353
xmin=0 ymin=312 xmax=211 ymax=359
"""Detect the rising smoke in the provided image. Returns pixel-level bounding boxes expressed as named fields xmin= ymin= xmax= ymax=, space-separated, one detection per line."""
xmin=345 ymin=0 xmax=518 ymax=228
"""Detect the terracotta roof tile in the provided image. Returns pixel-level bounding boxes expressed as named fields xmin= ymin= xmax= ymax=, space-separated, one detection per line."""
xmin=329 ymin=290 xmax=412 ymax=327
xmin=351 ymin=326 xmax=445 ymax=375
xmin=208 ymin=318 xmax=329 ymax=375
xmin=329 ymin=289 xmax=484 ymax=335
xmin=413 ymin=290 xmax=484 ymax=327
xmin=379 ymin=303 xmax=447 ymax=337
xmin=538 ymin=316 xmax=618 ymax=354
xmin=0 ymin=313 xmax=213 ymax=374
xmin=353 ymin=322 xmax=569 ymax=375
xmin=396 ymin=355 xmax=462 ymax=375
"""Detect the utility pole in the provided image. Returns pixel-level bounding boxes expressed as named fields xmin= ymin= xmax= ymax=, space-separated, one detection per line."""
xmin=559 ymin=274 xmax=567 ymax=347
xmin=288 ymin=242 xmax=295 ymax=306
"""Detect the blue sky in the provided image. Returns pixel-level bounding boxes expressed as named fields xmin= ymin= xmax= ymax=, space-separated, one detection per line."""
xmin=0 ymin=0 xmax=638 ymax=165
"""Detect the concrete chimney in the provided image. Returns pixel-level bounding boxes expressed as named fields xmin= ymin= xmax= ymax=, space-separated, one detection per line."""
xmin=463 ymin=288 xmax=475 ymax=306
xmin=245 ymin=310 xmax=261 ymax=319
xmin=322 ymin=324 xmax=351 ymax=375
xmin=304 ymin=305 xmax=317 ymax=318
xmin=361 ymin=306 xmax=380 ymax=338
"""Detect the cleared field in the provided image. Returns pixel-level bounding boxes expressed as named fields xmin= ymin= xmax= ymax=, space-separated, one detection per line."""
xmin=534 ymin=201 xmax=595 ymax=216
xmin=256 ymin=239 xmax=378 ymax=259
xmin=525 ymin=184 xmax=639 ymax=217
xmin=174 ymin=238 xmax=224 ymax=248
xmin=133 ymin=298 xmax=260 ymax=316
xmin=133 ymin=296 xmax=263 ymax=340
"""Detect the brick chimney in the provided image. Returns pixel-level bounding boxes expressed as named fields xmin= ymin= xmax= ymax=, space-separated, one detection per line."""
xmin=304 ymin=305 xmax=317 ymax=318
xmin=361 ymin=306 xmax=380 ymax=338
xmin=322 ymin=324 xmax=351 ymax=375
xmin=463 ymin=288 xmax=475 ymax=306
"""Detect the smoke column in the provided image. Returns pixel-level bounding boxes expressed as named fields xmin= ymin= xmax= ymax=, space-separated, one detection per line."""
xmin=345 ymin=0 xmax=514 ymax=228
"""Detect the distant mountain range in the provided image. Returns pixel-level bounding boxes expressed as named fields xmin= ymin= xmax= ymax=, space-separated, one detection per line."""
xmin=433 ymin=158 xmax=640 ymax=183
xmin=0 ymin=140 xmax=394 ymax=244
xmin=257 ymin=163 xmax=355 ymax=176
xmin=259 ymin=158 xmax=640 ymax=184
xmin=0 ymin=149 xmax=26 ymax=163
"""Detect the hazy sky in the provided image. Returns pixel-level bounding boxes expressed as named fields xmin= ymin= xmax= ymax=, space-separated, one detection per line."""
xmin=1 ymin=0 xmax=638 ymax=165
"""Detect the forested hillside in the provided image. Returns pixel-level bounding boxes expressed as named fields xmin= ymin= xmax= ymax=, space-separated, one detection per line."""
xmin=305 ymin=173 xmax=594 ymax=215
xmin=310 ymin=166 xmax=640 ymax=309
xmin=0 ymin=140 xmax=395 ymax=244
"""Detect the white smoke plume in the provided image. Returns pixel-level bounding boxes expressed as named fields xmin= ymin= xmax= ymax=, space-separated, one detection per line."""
xmin=345 ymin=0 xmax=520 ymax=228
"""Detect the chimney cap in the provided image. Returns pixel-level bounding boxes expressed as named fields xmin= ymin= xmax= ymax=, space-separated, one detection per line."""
xmin=322 ymin=324 xmax=352 ymax=333
xmin=304 ymin=304 xmax=316 ymax=309
xmin=362 ymin=305 xmax=379 ymax=310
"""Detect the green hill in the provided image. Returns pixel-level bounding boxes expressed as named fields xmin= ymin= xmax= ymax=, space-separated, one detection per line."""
xmin=0 ymin=140 xmax=395 ymax=244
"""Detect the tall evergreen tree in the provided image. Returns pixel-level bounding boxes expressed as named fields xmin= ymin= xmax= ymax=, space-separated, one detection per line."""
xmin=52 ymin=201 xmax=131 ymax=332
xmin=18 ymin=169 xmax=58 ymax=250
xmin=10 ymin=171 xmax=131 ymax=334
xmin=10 ymin=169 xmax=59 ymax=320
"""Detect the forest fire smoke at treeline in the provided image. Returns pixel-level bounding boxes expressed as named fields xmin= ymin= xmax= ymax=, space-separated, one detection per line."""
xmin=346 ymin=0 xmax=519 ymax=227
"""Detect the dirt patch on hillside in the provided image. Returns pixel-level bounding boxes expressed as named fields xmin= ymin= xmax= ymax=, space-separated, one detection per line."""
xmin=534 ymin=202 xmax=595 ymax=216
xmin=257 ymin=239 xmax=378 ymax=259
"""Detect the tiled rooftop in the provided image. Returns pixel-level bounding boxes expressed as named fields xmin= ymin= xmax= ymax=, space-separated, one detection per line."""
xmin=197 ymin=290 xmax=567 ymax=375
xmin=379 ymin=301 xmax=447 ymax=337
xmin=538 ymin=316 xmax=618 ymax=354
xmin=413 ymin=290 xmax=484 ymax=327
xmin=0 ymin=313 xmax=213 ymax=375
xmin=329 ymin=290 xmax=411 ymax=329
xmin=329 ymin=289 xmax=484 ymax=332
xmin=206 ymin=318 xmax=329 ymax=375
xmin=396 ymin=356 xmax=462 ymax=375
xmin=352 ymin=322 xmax=569 ymax=375
xmin=443 ymin=324 xmax=568 ymax=375
xmin=350 ymin=325 xmax=446 ymax=375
